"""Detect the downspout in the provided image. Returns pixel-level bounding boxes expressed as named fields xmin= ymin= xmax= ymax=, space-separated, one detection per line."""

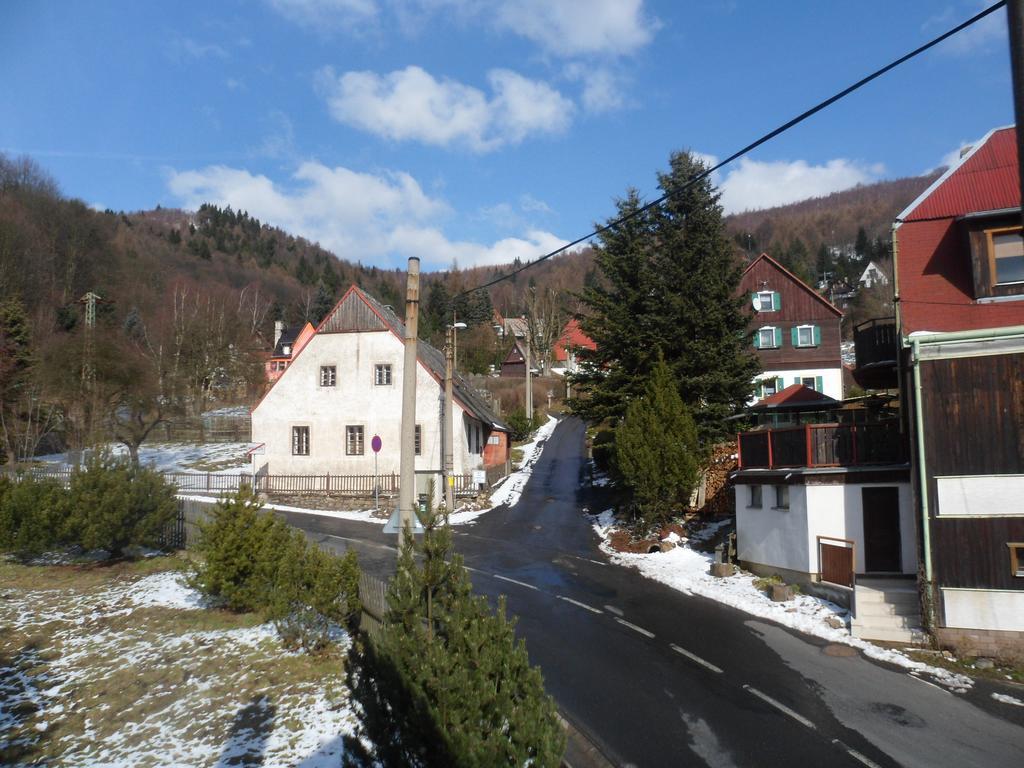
xmin=909 ymin=337 xmax=933 ymax=585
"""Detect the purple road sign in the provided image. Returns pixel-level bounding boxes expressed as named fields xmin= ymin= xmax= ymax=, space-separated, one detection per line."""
xmin=371 ymin=435 xmax=382 ymax=453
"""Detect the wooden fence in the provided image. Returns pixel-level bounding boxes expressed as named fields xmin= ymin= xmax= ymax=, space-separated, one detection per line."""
xmin=818 ymin=536 xmax=855 ymax=588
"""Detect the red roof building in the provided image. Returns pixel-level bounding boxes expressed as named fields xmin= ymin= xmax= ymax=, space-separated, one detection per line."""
xmin=552 ymin=318 xmax=596 ymax=364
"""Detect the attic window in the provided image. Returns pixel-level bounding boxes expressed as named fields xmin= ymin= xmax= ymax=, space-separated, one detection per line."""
xmin=992 ymin=230 xmax=1024 ymax=285
xmin=969 ymin=223 xmax=1024 ymax=299
xmin=754 ymin=291 xmax=780 ymax=312
xmin=320 ymin=366 xmax=336 ymax=387
xmin=282 ymin=345 xmax=292 ymax=356
xmin=374 ymin=364 xmax=392 ymax=386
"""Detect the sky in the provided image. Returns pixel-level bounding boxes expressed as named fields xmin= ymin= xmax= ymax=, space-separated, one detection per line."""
xmin=0 ymin=1 xmax=1014 ymax=271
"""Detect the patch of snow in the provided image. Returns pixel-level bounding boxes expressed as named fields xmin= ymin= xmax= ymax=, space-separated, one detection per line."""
xmin=479 ymin=415 xmax=559 ymax=514
xmin=992 ymin=692 xmax=1024 ymax=707
xmin=36 ymin=441 xmax=256 ymax=474
xmin=592 ymin=514 xmax=973 ymax=693
xmin=124 ymin=571 xmax=208 ymax=611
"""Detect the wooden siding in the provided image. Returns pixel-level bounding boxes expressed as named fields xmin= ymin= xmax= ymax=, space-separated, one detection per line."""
xmin=918 ymin=352 xmax=1024 ymax=592
xmin=739 ymin=257 xmax=842 ymax=369
xmin=319 ymin=290 xmax=388 ymax=333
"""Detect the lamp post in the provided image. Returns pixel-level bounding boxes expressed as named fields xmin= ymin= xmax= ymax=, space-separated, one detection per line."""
xmin=444 ymin=320 xmax=467 ymax=512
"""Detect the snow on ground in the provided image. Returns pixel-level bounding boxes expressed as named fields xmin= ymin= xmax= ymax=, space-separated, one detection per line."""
xmin=591 ymin=510 xmax=974 ymax=693
xmin=0 ymin=569 xmax=357 ymax=766
xmin=36 ymin=442 xmax=255 ymax=474
xmin=992 ymin=692 xmax=1024 ymax=707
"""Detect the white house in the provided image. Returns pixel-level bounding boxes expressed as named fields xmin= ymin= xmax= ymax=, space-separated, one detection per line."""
xmin=251 ymin=285 xmax=510 ymax=501
xmin=857 ymin=261 xmax=890 ymax=289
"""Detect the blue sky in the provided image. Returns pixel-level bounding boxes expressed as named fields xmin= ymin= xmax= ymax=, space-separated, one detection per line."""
xmin=0 ymin=1 xmax=1013 ymax=271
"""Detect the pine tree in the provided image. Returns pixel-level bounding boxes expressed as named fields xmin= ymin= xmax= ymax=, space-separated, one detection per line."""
xmin=614 ymin=353 xmax=701 ymax=531
xmin=570 ymin=151 xmax=760 ymax=443
xmin=345 ymin=506 xmax=565 ymax=767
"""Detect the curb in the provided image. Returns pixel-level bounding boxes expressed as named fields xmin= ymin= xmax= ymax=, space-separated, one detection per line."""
xmin=558 ymin=711 xmax=618 ymax=768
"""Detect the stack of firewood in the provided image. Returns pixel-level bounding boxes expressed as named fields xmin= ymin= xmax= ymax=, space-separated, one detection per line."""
xmin=698 ymin=441 xmax=738 ymax=518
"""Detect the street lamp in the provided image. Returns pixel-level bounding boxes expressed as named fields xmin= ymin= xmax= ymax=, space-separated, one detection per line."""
xmin=444 ymin=320 xmax=467 ymax=512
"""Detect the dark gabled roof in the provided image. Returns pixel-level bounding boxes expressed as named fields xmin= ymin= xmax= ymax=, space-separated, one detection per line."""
xmin=271 ymin=325 xmax=302 ymax=358
xmin=742 ymin=253 xmax=843 ymax=318
xmin=320 ymin=286 xmax=510 ymax=432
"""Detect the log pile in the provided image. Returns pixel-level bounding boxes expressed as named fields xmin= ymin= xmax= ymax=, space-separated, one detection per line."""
xmin=698 ymin=441 xmax=738 ymax=518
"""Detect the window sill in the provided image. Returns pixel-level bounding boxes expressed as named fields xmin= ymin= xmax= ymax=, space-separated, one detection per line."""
xmin=976 ymin=293 xmax=1024 ymax=304
xmin=771 ymin=506 xmax=790 ymax=511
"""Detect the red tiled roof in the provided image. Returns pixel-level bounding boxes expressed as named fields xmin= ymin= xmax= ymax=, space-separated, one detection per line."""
xmin=755 ymin=384 xmax=837 ymax=408
xmin=553 ymin=318 xmax=596 ymax=361
xmin=900 ymin=126 xmax=1019 ymax=222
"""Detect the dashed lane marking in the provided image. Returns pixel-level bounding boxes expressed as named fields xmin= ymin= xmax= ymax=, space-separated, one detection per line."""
xmin=603 ymin=605 xmax=624 ymax=617
xmin=493 ymin=574 xmax=539 ymax=591
xmin=831 ymin=740 xmax=883 ymax=768
xmin=557 ymin=596 xmax=603 ymax=614
xmin=615 ymin=618 xmax=655 ymax=639
xmin=670 ymin=644 xmax=723 ymax=674
xmin=907 ymin=673 xmax=952 ymax=695
xmin=742 ymin=685 xmax=816 ymax=730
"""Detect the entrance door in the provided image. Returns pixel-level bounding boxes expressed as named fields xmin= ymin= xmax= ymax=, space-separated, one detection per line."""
xmin=862 ymin=487 xmax=901 ymax=572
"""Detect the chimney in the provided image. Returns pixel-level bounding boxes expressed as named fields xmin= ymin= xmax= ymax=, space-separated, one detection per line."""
xmin=959 ymin=145 xmax=973 ymax=159
xmin=274 ymin=320 xmax=284 ymax=348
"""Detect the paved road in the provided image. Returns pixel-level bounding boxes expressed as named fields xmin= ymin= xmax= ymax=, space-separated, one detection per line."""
xmin=281 ymin=417 xmax=1024 ymax=767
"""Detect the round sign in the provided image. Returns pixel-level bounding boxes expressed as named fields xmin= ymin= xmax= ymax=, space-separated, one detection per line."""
xmin=371 ymin=435 xmax=382 ymax=453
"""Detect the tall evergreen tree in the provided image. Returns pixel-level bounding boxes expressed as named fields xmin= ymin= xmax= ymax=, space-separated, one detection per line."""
xmin=570 ymin=151 xmax=760 ymax=443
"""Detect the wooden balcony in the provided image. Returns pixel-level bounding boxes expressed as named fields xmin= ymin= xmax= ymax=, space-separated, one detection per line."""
xmin=852 ymin=317 xmax=899 ymax=389
xmin=737 ymin=421 xmax=907 ymax=469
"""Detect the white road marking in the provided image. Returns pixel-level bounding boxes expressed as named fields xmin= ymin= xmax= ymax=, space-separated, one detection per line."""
xmin=907 ymin=673 xmax=952 ymax=695
xmin=742 ymin=685 xmax=816 ymax=729
xmin=463 ymin=565 xmax=482 ymax=574
xmin=557 ymin=596 xmax=603 ymax=614
xmin=604 ymin=605 xmax=624 ymax=617
xmin=832 ymin=740 xmax=882 ymax=768
xmin=615 ymin=618 xmax=655 ymax=638
xmin=670 ymin=644 xmax=723 ymax=674
xmin=493 ymin=574 xmax=539 ymax=591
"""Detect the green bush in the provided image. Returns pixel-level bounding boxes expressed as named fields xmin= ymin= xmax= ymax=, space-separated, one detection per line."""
xmin=63 ymin=454 xmax=177 ymax=555
xmin=193 ymin=488 xmax=361 ymax=650
xmin=590 ymin=427 xmax=616 ymax=475
xmin=505 ymin=408 xmax=535 ymax=442
xmin=0 ymin=474 xmax=68 ymax=557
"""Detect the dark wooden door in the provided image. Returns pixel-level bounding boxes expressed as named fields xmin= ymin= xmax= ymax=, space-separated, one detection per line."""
xmin=862 ymin=487 xmax=901 ymax=572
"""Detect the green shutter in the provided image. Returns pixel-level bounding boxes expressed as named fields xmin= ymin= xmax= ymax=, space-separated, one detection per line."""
xmin=813 ymin=325 xmax=821 ymax=346
xmin=791 ymin=327 xmax=799 ymax=347
xmin=753 ymin=330 xmax=761 ymax=349
xmin=815 ymin=375 xmax=823 ymax=392
xmin=776 ymin=377 xmax=785 ymax=391
xmin=793 ymin=377 xmax=800 ymax=386
xmin=774 ymin=327 xmax=783 ymax=348
xmin=751 ymin=293 xmax=760 ymax=310
xmin=772 ymin=291 xmax=781 ymax=310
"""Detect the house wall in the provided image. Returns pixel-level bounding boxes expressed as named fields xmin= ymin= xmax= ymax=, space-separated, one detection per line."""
xmin=755 ymin=367 xmax=843 ymax=400
xmin=251 ymin=329 xmax=482 ymax=478
xmin=735 ymin=480 xmax=914 ymax=576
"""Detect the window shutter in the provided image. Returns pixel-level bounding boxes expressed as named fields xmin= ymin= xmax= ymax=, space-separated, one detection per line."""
xmin=775 ymin=377 xmax=785 ymax=392
xmin=815 ymin=375 xmax=823 ymax=392
xmin=793 ymin=377 xmax=800 ymax=386
xmin=753 ymin=331 xmax=761 ymax=349
xmin=813 ymin=325 xmax=821 ymax=346
xmin=772 ymin=292 xmax=781 ymax=310
xmin=751 ymin=293 xmax=760 ymax=311
xmin=791 ymin=327 xmax=799 ymax=347
xmin=774 ymin=327 xmax=782 ymax=348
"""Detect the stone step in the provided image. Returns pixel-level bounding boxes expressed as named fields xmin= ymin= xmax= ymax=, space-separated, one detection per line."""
xmin=855 ymin=589 xmax=919 ymax=606
xmin=853 ymin=612 xmax=921 ymax=630
xmin=855 ymin=600 xmax=922 ymax=619
xmin=851 ymin=623 xmax=924 ymax=644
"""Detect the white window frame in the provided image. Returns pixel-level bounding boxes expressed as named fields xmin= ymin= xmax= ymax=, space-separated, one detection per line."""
xmin=320 ymin=365 xmax=336 ymax=387
xmin=795 ymin=325 xmax=816 ymax=348
xmin=755 ymin=291 xmax=775 ymax=312
xmin=374 ymin=363 xmax=393 ymax=386
xmin=757 ymin=327 xmax=778 ymax=349
xmin=346 ymin=425 xmax=365 ymax=455
xmin=291 ymin=425 xmax=310 ymax=456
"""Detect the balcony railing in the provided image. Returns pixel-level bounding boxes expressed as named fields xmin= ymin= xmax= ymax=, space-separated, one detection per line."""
xmin=737 ymin=421 xmax=906 ymax=469
xmin=853 ymin=317 xmax=899 ymax=389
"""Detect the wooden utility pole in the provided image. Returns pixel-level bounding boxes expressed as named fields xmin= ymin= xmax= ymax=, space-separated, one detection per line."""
xmin=444 ymin=325 xmax=455 ymax=512
xmin=525 ymin=334 xmax=533 ymax=420
xmin=398 ymin=257 xmax=420 ymax=557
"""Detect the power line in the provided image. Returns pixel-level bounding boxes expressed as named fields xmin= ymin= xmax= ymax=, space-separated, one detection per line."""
xmin=456 ymin=0 xmax=1007 ymax=298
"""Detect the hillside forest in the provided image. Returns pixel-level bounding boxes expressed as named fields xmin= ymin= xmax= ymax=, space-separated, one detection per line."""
xmin=0 ymin=151 xmax=934 ymax=461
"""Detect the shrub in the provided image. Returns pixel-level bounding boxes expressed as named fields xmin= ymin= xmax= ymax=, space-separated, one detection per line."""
xmin=193 ymin=488 xmax=361 ymax=650
xmin=63 ymin=454 xmax=177 ymax=555
xmin=590 ymin=427 xmax=616 ymax=475
xmin=505 ymin=408 xmax=535 ymax=442
xmin=0 ymin=474 xmax=68 ymax=558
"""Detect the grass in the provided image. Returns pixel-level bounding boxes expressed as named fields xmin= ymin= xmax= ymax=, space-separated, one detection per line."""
xmin=904 ymin=648 xmax=1024 ymax=686
xmin=0 ymin=555 xmax=352 ymax=766
xmin=511 ymin=448 xmax=525 ymax=465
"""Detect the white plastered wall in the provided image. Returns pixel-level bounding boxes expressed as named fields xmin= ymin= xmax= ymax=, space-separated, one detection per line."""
xmin=756 ymin=367 xmax=844 ymax=400
xmin=251 ymin=330 xmax=480 ymax=478
xmin=736 ymin=481 xmax=914 ymax=577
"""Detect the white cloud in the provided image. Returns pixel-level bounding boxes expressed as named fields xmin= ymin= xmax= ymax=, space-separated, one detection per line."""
xmin=496 ymin=0 xmax=657 ymax=57
xmin=167 ymin=37 xmax=229 ymax=62
xmin=266 ymin=0 xmax=378 ymax=29
xmin=925 ymin=3 xmax=1007 ymax=56
xmin=166 ymin=161 xmax=566 ymax=269
xmin=316 ymin=65 xmax=573 ymax=151
xmin=712 ymin=157 xmax=885 ymax=214
xmin=936 ymin=134 xmax=988 ymax=171
xmin=565 ymin=64 xmax=625 ymax=113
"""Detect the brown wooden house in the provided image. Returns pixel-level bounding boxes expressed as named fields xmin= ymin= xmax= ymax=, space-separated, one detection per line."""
xmin=893 ymin=125 xmax=1024 ymax=660
xmin=738 ymin=254 xmax=843 ymax=401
